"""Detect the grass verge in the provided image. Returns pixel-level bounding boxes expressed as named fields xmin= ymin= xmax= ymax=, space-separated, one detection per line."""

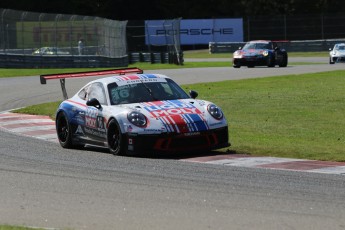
xmin=13 ymin=70 xmax=345 ymax=162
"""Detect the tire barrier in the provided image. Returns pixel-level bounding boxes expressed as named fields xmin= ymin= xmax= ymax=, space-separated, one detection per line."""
xmin=129 ymin=52 xmax=184 ymax=65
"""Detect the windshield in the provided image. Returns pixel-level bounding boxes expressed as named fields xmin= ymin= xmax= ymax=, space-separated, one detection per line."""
xmin=108 ymin=78 xmax=190 ymax=105
xmin=243 ymin=42 xmax=272 ymax=50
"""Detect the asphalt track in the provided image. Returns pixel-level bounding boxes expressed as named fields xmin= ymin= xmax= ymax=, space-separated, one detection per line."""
xmin=1 ymin=60 xmax=345 ymax=230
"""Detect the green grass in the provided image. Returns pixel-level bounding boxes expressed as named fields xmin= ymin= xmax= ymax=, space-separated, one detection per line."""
xmin=15 ymin=101 xmax=62 ymax=118
xmin=0 ymin=63 xmax=226 ymax=78
xmin=13 ymin=70 xmax=345 ymax=162
xmin=0 ymin=62 xmax=324 ymax=78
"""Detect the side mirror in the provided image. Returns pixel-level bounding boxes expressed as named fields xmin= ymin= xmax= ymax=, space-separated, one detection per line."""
xmin=189 ymin=90 xmax=198 ymax=99
xmin=329 ymin=48 xmax=332 ymax=51
xmin=86 ymin=98 xmax=102 ymax=109
xmin=238 ymin=46 xmax=242 ymax=50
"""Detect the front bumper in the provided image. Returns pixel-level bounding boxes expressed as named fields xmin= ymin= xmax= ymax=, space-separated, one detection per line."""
xmin=125 ymin=127 xmax=230 ymax=154
xmin=233 ymin=56 xmax=268 ymax=66
xmin=331 ymin=56 xmax=345 ymax=62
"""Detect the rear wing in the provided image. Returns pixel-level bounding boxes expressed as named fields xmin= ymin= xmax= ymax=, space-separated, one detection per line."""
xmin=40 ymin=67 xmax=143 ymax=100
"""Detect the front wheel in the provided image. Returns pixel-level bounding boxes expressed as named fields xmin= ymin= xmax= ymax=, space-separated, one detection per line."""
xmin=329 ymin=57 xmax=335 ymax=64
xmin=56 ymin=111 xmax=73 ymax=148
xmin=107 ymin=119 xmax=127 ymax=155
xmin=267 ymin=55 xmax=275 ymax=67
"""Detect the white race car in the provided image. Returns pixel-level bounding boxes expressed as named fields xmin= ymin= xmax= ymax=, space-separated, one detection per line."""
xmin=40 ymin=68 xmax=230 ymax=156
xmin=329 ymin=43 xmax=345 ymax=64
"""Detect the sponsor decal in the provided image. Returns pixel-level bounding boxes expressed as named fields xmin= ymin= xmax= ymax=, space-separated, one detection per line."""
xmin=75 ymin=125 xmax=85 ymax=135
xmin=85 ymin=108 xmax=105 ymax=130
xmin=85 ymin=107 xmax=106 ymax=138
xmin=143 ymin=100 xmax=201 ymax=117
xmin=142 ymin=100 xmax=209 ymax=133
xmin=115 ymin=74 xmax=166 ymax=86
xmin=84 ymin=127 xmax=106 ymax=138
xmin=127 ymin=125 xmax=133 ymax=132
xmin=184 ymin=132 xmax=201 ymax=136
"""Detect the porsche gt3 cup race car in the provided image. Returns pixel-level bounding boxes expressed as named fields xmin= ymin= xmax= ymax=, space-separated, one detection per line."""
xmin=40 ymin=68 xmax=230 ymax=156
xmin=232 ymin=40 xmax=288 ymax=68
xmin=329 ymin=43 xmax=345 ymax=64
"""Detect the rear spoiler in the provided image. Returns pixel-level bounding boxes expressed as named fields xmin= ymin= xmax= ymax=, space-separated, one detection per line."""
xmin=40 ymin=67 xmax=143 ymax=100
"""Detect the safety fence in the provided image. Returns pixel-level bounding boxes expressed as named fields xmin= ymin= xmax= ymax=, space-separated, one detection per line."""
xmin=127 ymin=19 xmax=183 ymax=65
xmin=0 ymin=8 xmax=128 ymax=68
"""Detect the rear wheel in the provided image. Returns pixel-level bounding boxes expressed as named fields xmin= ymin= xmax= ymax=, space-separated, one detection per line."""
xmin=107 ymin=119 xmax=127 ymax=155
xmin=56 ymin=112 xmax=73 ymax=148
xmin=279 ymin=54 xmax=288 ymax=67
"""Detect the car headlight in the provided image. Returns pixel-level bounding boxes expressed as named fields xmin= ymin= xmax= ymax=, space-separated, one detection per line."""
xmin=233 ymin=51 xmax=242 ymax=58
xmin=127 ymin=111 xmax=147 ymax=127
xmin=263 ymin=50 xmax=269 ymax=56
xmin=207 ymin=104 xmax=223 ymax=120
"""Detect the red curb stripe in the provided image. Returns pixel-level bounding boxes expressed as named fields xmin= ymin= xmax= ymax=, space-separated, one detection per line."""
xmin=22 ymin=129 xmax=56 ymax=136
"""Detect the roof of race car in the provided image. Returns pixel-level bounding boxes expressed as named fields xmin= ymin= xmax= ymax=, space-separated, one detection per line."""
xmin=247 ymin=40 xmax=271 ymax=43
xmin=89 ymin=73 xmax=170 ymax=85
xmin=334 ymin=43 xmax=345 ymax=47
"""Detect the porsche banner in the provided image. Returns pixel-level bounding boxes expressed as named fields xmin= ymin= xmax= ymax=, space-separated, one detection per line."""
xmin=145 ymin=18 xmax=243 ymax=45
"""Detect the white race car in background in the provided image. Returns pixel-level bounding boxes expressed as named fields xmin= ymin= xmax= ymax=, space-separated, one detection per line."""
xmin=329 ymin=43 xmax=345 ymax=64
xmin=40 ymin=68 xmax=230 ymax=156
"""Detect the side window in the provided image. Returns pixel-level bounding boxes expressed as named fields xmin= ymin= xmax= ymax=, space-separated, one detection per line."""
xmin=87 ymin=83 xmax=107 ymax=105
xmin=78 ymin=85 xmax=89 ymax=100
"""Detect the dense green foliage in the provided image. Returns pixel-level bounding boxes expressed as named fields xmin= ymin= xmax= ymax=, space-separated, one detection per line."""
xmin=1 ymin=0 xmax=345 ymax=20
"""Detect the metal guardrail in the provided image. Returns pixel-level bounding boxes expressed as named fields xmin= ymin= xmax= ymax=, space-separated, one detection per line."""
xmin=209 ymin=39 xmax=345 ymax=53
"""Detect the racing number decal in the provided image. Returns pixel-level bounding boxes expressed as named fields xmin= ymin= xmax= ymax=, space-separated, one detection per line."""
xmin=85 ymin=108 xmax=106 ymax=138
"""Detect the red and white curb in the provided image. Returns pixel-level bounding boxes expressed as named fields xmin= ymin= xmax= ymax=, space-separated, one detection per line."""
xmin=0 ymin=112 xmax=58 ymax=143
xmin=1 ymin=112 xmax=345 ymax=175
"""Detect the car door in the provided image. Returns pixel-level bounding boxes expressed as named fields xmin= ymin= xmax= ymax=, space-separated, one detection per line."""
xmin=83 ymin=82 xmax=107 ymax=142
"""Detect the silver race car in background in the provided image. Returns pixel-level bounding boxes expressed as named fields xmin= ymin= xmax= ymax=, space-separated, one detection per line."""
xmin=329 ymin=43 xmax=345 ymax=64
xmin=40 ymin=68 xmax=230 ymax=156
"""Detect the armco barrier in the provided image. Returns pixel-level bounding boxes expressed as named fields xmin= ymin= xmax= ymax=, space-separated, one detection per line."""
xmin=209 ymin=39 xmax=345 ymax=53
xmin=0 ymin=54 xmax=129 ymax=68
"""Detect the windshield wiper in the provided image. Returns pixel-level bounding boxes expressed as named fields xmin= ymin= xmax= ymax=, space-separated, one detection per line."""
xmin=140 ymin=80 xmax=158 ymax=101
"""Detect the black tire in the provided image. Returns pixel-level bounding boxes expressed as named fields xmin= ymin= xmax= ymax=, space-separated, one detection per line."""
xmin=56 ymin=111 xmax=73 ymax=148
xmin=233 ymin=60 xmax=241 ymax=68
xmin=279 ymin=54 xmax=288 ymax=67
xmin=329 ymin=57 xmax=335 ymax=64
xmin=107 ymin=119 xmax=127 ymax=155
xmin=267 ymin=55 xmax=275 ymax=67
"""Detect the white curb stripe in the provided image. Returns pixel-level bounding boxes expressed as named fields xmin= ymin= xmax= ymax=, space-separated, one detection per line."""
xmin=10 ymin=125 xmax=55 ymax=133
xmin=308 ymin=166 xmax=345 ymax=175
xmin=0 ymin=119 xmax=54 ymax=125
xmin=205 ymin=157 xmax=303 ymax=167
